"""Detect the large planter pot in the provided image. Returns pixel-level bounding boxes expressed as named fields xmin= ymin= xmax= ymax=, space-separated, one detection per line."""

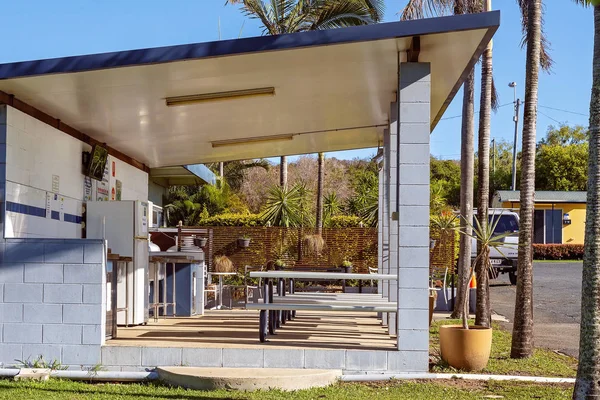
xmin=439 ymin=325 xmax=493 ymax=371
xmin=428 ymin=295 xmax=435 ymax=327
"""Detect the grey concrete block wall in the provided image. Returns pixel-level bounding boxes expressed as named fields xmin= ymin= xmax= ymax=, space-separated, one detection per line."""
xmin=0 ymin=239 xmax=105 ymax=368
xmin=395 ymin=62 xmax=430 ymax=370
xmin=99 ymin=346 xmax=428 ymax=373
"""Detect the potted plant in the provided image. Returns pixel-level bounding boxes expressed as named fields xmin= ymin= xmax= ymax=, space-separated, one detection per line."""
xmin=194 ymin=237 xmax=208 ymax=248
xmin=439 ymin=213 xmax=513 ymax=371
xmin=341 ymin=260 xmax=353 ymax=274
xmin=214 ymin=255 xmax=234 ymax=273
xmin=274 ymin=259 xmax=286 ymax=271
xmin=237 ymin=234 xmax=251 ymax=248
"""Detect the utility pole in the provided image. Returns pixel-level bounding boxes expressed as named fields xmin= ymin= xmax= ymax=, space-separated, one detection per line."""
xmin=509 ymin=82 xmax=521 ymax=191
xmin=492 ymin=138 xmax=496 ymax=176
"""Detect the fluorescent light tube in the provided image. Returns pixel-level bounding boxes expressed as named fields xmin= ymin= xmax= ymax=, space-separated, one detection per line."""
xmin=211 ymin=134 xmax=293 ymax=148
xmin=166 ymin=87 xmax=275 ymax=106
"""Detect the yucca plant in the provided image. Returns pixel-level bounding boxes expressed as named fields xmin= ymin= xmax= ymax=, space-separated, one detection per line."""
xmin=456 ymin=213 xmax=515 ymax=329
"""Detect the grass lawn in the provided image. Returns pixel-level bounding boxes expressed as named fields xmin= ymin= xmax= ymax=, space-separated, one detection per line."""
xmin=430 ymin=319 xmax=578 ymax=377
xmin=0 ymin=379 xmax=574 ymax=400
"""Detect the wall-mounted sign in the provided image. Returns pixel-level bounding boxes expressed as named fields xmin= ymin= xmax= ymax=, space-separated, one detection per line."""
xmin=96 ymin=164 xmax=110 ymax=201
xmin=112 ymin=161 xmax=116 ymax=177
xmin=45 ymin=192 xmax=52 ymax=219
xmin=116 ymin=180 xmax=122 ymax=201
xmin=52 ymin=175 xmax=60 ymax=193
xmin=83 ymin=177 xmax=93 ymax=202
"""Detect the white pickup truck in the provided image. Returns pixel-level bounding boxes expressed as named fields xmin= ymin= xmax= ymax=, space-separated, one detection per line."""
xmin=471 ymin=209 xmax=520 ymax=285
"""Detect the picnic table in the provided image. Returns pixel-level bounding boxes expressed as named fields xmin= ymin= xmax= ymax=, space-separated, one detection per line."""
xmin=247 ymin=270 xmax=397 ymax=342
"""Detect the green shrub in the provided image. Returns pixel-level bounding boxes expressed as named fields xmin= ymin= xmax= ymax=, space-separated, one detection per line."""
xmin=198 ymin=213 xmax=263 ymax=227
xmin=328 ymin=215 xmax=363 ymax=228
xmin=533 ymin=244 xmax=584 ymax=260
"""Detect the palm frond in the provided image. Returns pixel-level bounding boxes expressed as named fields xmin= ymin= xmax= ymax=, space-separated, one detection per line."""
xmin=399 ymin=0 xmax=453 ymax=20
xmin=517 ymin=0 xmax=553 ymax=72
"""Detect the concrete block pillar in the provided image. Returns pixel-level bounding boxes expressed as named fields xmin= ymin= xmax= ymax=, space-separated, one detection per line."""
xmin=395 ymin=62 xmax=431 ymax=370
xmin=388 ymin=103 xmax=398 ymax=335
xmin=381 ymin=128 xmax=390 ymax=327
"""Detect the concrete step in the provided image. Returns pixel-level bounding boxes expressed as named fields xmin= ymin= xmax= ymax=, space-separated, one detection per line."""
xmin=157 ymin=367 xmax=341 ymax=391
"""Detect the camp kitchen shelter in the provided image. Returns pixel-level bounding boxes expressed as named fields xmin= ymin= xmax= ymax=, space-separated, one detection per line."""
xmin=0 ymin=12 xmax=499 ymax=373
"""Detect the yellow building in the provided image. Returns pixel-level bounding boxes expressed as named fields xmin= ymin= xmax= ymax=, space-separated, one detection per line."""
xmin=492 ymin=191 xmax=586 ymax=245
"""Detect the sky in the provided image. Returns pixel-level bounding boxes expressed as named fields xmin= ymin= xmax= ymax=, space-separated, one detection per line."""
xmin=0 ymin=0 xmax=593 ymax=162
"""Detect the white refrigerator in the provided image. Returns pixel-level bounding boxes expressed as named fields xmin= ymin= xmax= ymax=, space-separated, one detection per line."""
xmin=86 ymin=200 xmax=149 ymax=326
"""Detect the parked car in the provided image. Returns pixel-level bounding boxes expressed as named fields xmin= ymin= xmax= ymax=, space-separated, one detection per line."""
xmin=471 ymin=209 xmax=519 ymax=285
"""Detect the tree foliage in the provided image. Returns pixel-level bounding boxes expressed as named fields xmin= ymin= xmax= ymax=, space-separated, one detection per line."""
xmin=164 ymin=180 xmax=248 ymax=226
xmin=535 ymin=125 xmax=588 ymax=191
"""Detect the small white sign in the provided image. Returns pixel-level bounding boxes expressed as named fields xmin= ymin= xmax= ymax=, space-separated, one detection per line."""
xmin=52 ymin=175 xmax=60 ymax=193
xmin=45 ymin=192 xmax=52 ymax=219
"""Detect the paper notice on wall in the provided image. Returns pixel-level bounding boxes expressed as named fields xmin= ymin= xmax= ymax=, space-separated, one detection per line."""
xmin=45 ymin=192 xmax=52 ymax=219
xmin=96 ymin=163 xmax=110 ymax=201
xmin=59 ymin=197 xmax=64 ymax=221
xmin=116 ymin=180 xmax=122 ymax=201
xmin=83 ymin=177 xmax=93 ymax=202
xmin=52 ymin=175 xmax=60 ymax=193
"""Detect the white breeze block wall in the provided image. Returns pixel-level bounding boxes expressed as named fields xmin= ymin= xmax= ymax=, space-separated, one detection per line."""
xmin=0 ymin=239 xmax=105 ymax=369
xmin=2 ymin=106 xmax=148 ymax=239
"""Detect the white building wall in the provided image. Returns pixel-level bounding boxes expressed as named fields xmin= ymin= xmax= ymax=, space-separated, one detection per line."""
xmin=2 ymin=106 xmax=148 ymax=239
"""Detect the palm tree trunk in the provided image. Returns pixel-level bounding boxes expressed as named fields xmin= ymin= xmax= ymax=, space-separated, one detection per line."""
xmin=574 ymin=6 xmax=600 ymax=398
xmin=316 ymin=152 xmax=325 ymax=234
xmin=451 ymin=68 xmax=475 ymax=320
xmin=511 ymin=0 xmax=541 ymax=359
xmin=475 ymin=0 xmax=493 ymax=328
xmin=280 ymin=156 xmax=288 ymax=188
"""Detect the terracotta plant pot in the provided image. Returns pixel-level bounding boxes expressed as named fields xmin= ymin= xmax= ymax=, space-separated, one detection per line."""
xmin=428 ymin=295 xmax=436 ymax=327
xmin=439 ymin=325 xmax=493 ymax=371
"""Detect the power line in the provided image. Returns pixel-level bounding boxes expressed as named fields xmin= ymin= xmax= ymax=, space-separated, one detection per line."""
xmin=538 ymin=110 xmax=563 ymax=124
xmin=539 ymin=105 xmax=588 ymax=117
xmin=439 ymin=102 xmax=514 ymax=121
xmin=439 ymin=102 xmax=588 ymax=123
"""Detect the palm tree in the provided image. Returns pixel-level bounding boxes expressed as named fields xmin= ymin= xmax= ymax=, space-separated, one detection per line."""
xmin=261 ymin=183 xmax=306 ymax=227
xmin=280 ymin=156 xmax=288 ymax=189
xmin=206 ymin=159 xmax=270 ymax=191
xmin=510 ymin=0 xmax=542 ymax=359
xmin=572 ymin=1 xmax=597 ymax=397
xmin=475 ymin=0 xmax=493 ymax=328
xmin=323 ymin=191 xmax=343 ymax=226
xmin=316 ymin=152 xmax=325 ymax=233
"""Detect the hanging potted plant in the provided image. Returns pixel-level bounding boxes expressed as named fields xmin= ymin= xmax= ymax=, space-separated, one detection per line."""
xmin=237 ymin=234 xmax=251 ymax=248
xmin=439 ymin=213 xmax=512 ymax=371
xmin=194 ymin=236 xmax=208 ymax=248
xmin=341 ymin=259 xmax=353 ymax=274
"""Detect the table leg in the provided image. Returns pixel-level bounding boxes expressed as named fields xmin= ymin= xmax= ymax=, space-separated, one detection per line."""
xmin=279 ymin=278 xmax=288 ymax=325
xmin=276 ymin=278 xmax=283 ymax=328
xmin=290 ymin=278 xmax=296 ymax=319
xmin=218 ymin=275 xmax=223 ymax=309
xmin=260 ymin=278 xmax=269 ymax=342
xmin=268 ymin=280 xmax=276 ymax=335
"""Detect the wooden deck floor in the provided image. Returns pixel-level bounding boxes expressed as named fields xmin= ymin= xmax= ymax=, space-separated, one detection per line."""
xmin=107 ymin=310 xmax=396 ymax=350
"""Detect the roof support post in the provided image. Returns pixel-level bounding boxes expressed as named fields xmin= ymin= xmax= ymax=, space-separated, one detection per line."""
xmin=391 ymin=62 xmax=430 ymax=372
xmin=387 ymin=103 xmax=399 ymax=337
xmin=380 ymin=127 xmax=390 ymax=328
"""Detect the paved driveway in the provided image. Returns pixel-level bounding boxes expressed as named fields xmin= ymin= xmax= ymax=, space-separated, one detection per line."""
xmin=490 ymin=261 xmax=582 ymax=357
